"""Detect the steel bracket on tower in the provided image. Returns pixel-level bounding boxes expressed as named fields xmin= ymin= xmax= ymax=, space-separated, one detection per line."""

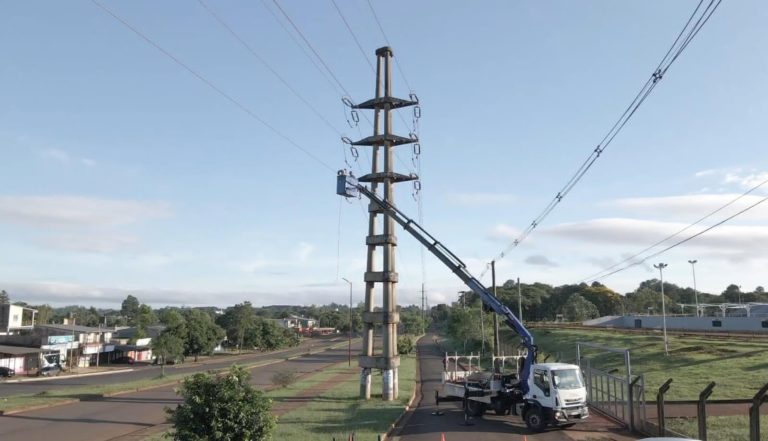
xmin=352 ymin=96 xmax=418 ymax=110
xmin=359 ymin=172 xmax=418 ymax=183
xmin=351 ymin=133 xmax=417 ymax=147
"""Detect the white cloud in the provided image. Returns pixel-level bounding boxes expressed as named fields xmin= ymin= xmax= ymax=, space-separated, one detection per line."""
xmin=525 ymin=254 xmax=558 ymax=267
xmin=612 ymin=194 xmax=768 ymax=221
xmin=297 ymin=242 xmax=315 ymax=262
xmin=694 ymin=168 xmax=768 ymax=194
xmin=39 ymin=148 xmax=96 ymax=167
xmin=487 ymin=223 xmax=522 ymax=241
xmin=446 ymin=192 xmax=517 ymax=206
xmin=40 ymin=148 xmax=71 ymax=163
xmin=545 ymin=218 xmax=768 ymax=254
xmin=35 ymin=232 xmax=138 ymax=253
xmin=0 ymin=195 xmax=171 ymax=229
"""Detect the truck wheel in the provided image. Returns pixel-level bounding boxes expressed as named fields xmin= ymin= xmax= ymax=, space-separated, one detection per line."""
xmin=524 ymin=408 xmax=546 ymax=432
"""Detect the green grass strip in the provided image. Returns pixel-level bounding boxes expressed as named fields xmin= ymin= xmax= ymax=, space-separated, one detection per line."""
xmin=521 ymin=328 xmax=768 ymax=401
xmin=269 ymin=354 xmax=418 ymax=441
xmin=666 ymin=415 xmax=767 ymax=441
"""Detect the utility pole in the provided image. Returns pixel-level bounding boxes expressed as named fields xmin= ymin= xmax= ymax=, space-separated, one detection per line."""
xmin=421 ymin=283 xmax=425 ymax=335
xmin=342 ymin=278 xmax=353 ymax=367
xmin=348 ymin=47 xmax=418 ymax=401
xmin=688 ymin=260 xmax=699 ymax=317
xmin=517 ymin=277 xmax=523 ymax=325
xmin=654 ymin=263 xmax=669 ymax=356
xmin=491 ymin=261 xmax=500 ymax=358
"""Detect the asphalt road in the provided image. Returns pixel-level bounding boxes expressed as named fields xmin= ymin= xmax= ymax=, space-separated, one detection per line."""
xmin=0 ymin=338 xmax=357 ymax=441
xmin=0 ymin=336 xmax=344 ymax=397
xmin=391 ymin=334 xmax=639 ymax=441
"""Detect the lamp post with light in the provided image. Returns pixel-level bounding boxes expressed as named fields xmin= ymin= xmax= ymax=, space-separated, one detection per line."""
xmin=654 ymin=263 xmax=669 ymax=356
xmin=688 ymin=260 xmax=699 ymax=317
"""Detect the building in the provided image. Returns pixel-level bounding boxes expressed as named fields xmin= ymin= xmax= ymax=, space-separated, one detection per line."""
xmin=275 ymin=315 xmax=316 ymax=330
xmin=0 ymin=344 xmax=44 ymax=375
xmin=110 ymin=326 xmax=164 ymax=362
xmin=0 ymin=304 xmax=37 ymax=335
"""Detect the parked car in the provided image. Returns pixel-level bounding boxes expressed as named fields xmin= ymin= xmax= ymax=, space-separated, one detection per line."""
xmin=0 ymin=366 xmax=15 ymax=378
xmin=39 ymin=365 xmax=61 ymax=377
xmin=113 ymin=356 xmax=135 ymax=365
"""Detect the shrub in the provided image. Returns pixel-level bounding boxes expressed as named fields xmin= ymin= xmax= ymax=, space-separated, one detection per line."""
xmin=397 ymin=335 xmax=414 ymax=354
xmin=271 ymin=370 xmax=297 ymax=388
xmin=167 ymin=365 xmax=275 ymax=441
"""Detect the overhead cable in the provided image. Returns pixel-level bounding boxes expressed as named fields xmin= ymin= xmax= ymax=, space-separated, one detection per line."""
xmin=588 ymin=191 xmax=768 ymax=283
xmin=479 ymin=0 xmax=723 ymax=279
xmin=90 ymin=0 xmax=334 ymax=172
xmin=197 ymin=0 xmax=343 ymax=138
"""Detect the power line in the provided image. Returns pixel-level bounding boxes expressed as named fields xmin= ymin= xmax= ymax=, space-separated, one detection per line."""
xmin=197 ymin=0 xmax=343 ymax=138
xmin=90 ymin=0 xmax=334 ymax=172
xmin=589 ymin=192 xmax=768 ymax=283
xmin=365 ymin=0 xmax=412 ymax=93
xmin=271 ymin=0 xmax=353 ymax=98
xmin=581 ymin=176 xmax=768 ymax=284
xmin=327 ymin=0 xmax=415 ymax=174
xmin=479 ymin=0 xmax=723 ymax=279
xmin=330 ymin=0 xmax=375 ymax=74
xmin=259 ymin=0 xmax=343 ymax=96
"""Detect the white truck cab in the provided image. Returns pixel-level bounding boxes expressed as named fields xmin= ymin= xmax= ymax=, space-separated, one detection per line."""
xmin=522 ymin=362 xmax=589 ymax=431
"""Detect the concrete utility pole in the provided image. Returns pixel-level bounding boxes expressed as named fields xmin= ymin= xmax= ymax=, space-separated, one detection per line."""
xmin=350 ymin=47 xmax=418 ymax=401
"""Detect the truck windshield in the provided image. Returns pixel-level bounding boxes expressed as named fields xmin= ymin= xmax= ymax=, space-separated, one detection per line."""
xmin=551 ymin=369 xmax=584 ymax=390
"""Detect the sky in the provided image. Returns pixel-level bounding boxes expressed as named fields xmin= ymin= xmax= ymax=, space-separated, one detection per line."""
xmin=1 ymin=1 xmax=767 ymax=309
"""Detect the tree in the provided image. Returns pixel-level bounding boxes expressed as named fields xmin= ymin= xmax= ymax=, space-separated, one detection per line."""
xmin=184 ymin=309 xmax=225 ymax=361
xmin=121 ymin=295 xmax=140 ymax=326
xmin=167 ymin=365 xmax=276 ymax=441
xmin=31 ymin=304 xmax=54 ymax=324
xmin=0 ymin=290 xmax=9 ymax=304
xmin=580 ymin=285 xmax=624 ymax=316
xmin=722 ymin=284 xmax=742 ymax=303
xmin=137 ymin=304 xmax=157 ymax=331
xmin=217 ymin=302 xmax=255 ymax=354
xmin=562 ymin=294 xmax=600 ymax=322
xmin=153 ymin=331 xmax=185 ymax=376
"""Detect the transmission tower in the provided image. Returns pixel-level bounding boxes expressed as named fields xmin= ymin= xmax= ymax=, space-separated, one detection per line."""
xmin=347 ymin=46 xmax=418 ymax=401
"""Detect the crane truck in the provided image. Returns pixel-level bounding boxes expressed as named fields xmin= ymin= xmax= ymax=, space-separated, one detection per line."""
xmin=337 ymin=170 xmax=589 ymax=431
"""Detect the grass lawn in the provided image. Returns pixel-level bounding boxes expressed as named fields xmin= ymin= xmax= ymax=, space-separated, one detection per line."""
xmin=666 ymin=415 xmax=768 ymax=441
xmin=511 ymin=327 xmax=768 ymax=401
xmin=269 ymin=354 xmax=418 ymax=441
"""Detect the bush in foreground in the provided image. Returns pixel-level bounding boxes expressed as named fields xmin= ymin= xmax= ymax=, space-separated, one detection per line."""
xmin=167 ymin=365 xmax=275 ymax=441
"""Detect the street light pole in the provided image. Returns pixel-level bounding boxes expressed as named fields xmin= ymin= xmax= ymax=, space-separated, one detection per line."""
xmin=688 ymin=260 xmax=699 ymax=317
xmin=654 ymin=263 xmax=669 ymax=356
xmin=342 ymin=277 xmax=353 ymax=367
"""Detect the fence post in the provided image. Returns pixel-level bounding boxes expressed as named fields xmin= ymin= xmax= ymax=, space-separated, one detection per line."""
xmin=656 ymin=378 xmax=673 ymax=436
xmin=629 ymin=375 xmax=643 ymax=433
xmin=697 ymin=382 xmax=715 ymax=441
xmin=750 ymin=382 xmax=768 ymax=441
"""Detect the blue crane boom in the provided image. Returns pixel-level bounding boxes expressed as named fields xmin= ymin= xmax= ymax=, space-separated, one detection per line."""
xmin=337 ymin=171 xmax=538 ymax=393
